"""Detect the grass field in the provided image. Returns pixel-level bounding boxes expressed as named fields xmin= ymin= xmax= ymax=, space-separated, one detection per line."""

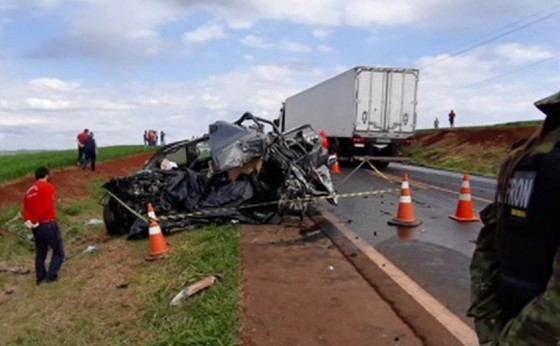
xmin=0 ymin=145 xmax=154 ymax=183
xmin=0 ymin=179 xmax=240 ymax=346
xmin=416 ymin=119 xmax=543 ymax=133
xmin=403 ymin=146 xmax=506 ymax=177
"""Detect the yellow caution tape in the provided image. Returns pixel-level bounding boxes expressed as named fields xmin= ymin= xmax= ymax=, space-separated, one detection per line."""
xmin=156 ymin=188 xmax=397 ymax=221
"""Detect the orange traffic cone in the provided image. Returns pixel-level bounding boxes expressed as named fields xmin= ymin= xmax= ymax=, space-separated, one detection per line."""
xmin=145 ymin=203 xmax=169 ymax=260
xmin=388 ymin=174 xmax=422 ymax=227
xmin=330 ymin=157 xmax=340 ymax=175
xmin=449 ymin=174 xmax=480 ymax=222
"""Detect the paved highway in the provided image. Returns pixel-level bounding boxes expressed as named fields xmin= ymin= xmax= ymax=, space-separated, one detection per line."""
xmin=324 ymin=162 xmax=497 ymax=325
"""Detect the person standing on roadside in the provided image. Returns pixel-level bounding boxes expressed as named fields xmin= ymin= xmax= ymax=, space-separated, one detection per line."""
xmin=160 ymin=130 xmax=166 ymax=146
xmin=82 ymin=132 xmax=97 ymax=171
xmin=467 ymin=90 xmax=560 ymax=345
xmin=76 ymin=129 xmax=89 ymax=165
xmin=448 ymin=110 xmax=456 ymax=128
xmin=21 ymin=167 xmax=64 ymax=285
xmin=434 ymin=117 xmax=440 ymax=129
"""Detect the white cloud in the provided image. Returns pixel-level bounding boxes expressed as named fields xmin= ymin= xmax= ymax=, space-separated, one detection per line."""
xmin=416 ymin=43 xmax=560 ymax=129
xmin=494 ymin=43 xmax=556 ymax=65
xmin=317 ymin=44 xmax=334 ymax=52
xmin=182 ymin=24 xmax=225 ymax=44
xmin=241 ymin=35 xmax=312 ymax=52
xmin=240 ymin=35 xmax=273 ymax=48
xmin=0 ymin=64 xmax=331 ymax=150
xmin=29 ymin=78 xmax=79 ymax=91
xmin=14 ymin=0 xmax=556 ymax=61
xmin=280 ymin=41 xmax=311 ymax=53
xmin=312 ymin=29 xmax=332 ymax=39
xmin=25 ymin=97 xmax=70 ymax=111
xmin=126 ymin=29 xmax=158 ymax=40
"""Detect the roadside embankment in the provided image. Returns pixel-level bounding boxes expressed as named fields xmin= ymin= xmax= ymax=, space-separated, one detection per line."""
xmin=405 ymin=125 xmax=539 ymax=177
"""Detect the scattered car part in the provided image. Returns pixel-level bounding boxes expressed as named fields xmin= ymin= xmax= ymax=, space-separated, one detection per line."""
xmin=170 ymin=274 xmax=224 ymax=307
xmin=0 ymin=267 xmax=30 ymax=275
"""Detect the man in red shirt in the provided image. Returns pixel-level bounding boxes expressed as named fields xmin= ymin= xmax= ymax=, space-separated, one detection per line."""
xmin=76 ymin=129 xmax=89 ymax=165
xmin=21 ymin=167 xmax=65 ymax=285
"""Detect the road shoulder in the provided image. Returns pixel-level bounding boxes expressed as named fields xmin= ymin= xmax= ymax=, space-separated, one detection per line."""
xmin=313 ymin=211 xmax=479 ymax=346
xmin=240 ymin=222 xmax=423 ymax=346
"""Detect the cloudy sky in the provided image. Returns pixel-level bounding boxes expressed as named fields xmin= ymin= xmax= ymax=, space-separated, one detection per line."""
xmin=0 ymin=0 xmax=559 ymax=150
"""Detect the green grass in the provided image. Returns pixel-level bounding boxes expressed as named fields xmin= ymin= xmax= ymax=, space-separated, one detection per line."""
xmin=402 ymin=145 xmax=506 ymax=177
xmin=0 ymin=145 xmax=154 ymax=183
xmin=497 ymin=120 xmax=543 ymax=128
xmin=0 ymin=177 xmax=240 ymax=346
xmin=2 ymin=224 xmax=241 ymax=346
xmin=141 ymin=225 xmax=240 ymax=346
xmin=417 ymin=120 xmax=542 ymax=133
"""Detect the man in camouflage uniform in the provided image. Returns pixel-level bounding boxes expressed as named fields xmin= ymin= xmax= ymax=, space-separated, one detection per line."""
xmin=468 ymin=91 xmax=560 ymax=345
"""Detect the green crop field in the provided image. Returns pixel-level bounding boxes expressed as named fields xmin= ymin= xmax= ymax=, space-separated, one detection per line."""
xmin=0 ymin=145 xmax=154 ymax=183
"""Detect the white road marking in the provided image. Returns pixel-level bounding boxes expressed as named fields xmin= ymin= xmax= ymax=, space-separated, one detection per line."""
xmin=322 ymin=210 xmax=479 ymax=346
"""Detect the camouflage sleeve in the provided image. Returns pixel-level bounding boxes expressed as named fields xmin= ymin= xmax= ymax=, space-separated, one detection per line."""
xmin=467 ymin=204 xmax=505 ymax=344
xmin=492 ymin=244 xmax=560 ymax=345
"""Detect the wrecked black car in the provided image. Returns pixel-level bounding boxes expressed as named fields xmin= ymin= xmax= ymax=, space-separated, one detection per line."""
xmin=102 ymin=112 xmax=337 ymax=239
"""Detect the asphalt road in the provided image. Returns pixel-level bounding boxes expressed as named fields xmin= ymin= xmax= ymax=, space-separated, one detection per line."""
xmin=323 ymin=162 xmax=497 ymax=326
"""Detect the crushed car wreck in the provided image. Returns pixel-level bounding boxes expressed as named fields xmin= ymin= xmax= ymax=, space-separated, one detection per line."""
xmin=102 ymin=112 xmax=338 ymax=239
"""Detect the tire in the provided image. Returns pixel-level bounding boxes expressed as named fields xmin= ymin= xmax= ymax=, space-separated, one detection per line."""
xmin=103 ymin=198 xmax=124 ymax=235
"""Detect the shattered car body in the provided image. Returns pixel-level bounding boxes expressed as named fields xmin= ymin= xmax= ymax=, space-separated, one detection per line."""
xmin=102 ymin=112 xmax=337 ymax=239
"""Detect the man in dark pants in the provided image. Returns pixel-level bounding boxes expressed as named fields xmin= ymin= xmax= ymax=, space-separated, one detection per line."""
xmin=83 ymin=132 xmax=97 ymax=171
xmin=76 ymin=128 xmax=89 ymax=165
xmin=21 ymin=167 xmax=65 ymax=285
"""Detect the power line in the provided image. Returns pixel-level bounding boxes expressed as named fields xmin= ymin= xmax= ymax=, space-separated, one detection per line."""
xmin=462 ymin=54 xmax=559 ymax=88
xmin=418 ymin=55 xmax=559 ymax=111
xmin=420 ymin=8 xmax=560 ymax=70
xmin=457 ymin=3 xmax=560 ymax=48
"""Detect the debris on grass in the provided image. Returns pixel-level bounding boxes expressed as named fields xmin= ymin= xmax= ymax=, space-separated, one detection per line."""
xmin=0 ymin=266 xmax=30 ymax=275
xmin=86 ymin=219 xmax=103 ymax=226
xmin=170 ymin=274 xmax=224 ymax=307
xmin=83 ymin=245 xmax=98 ymax=254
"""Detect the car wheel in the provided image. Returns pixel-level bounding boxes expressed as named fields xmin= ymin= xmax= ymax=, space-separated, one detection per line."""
xmin=103 ymin=198 xmax=124 ymax=235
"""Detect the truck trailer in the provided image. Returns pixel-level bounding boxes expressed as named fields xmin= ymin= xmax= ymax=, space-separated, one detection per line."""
xmin=278 ymin=66 xmax=419 ymax=168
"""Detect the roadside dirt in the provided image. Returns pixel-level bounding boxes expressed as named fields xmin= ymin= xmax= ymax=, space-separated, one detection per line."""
xmin=0 ymin=152 xmax=154 ymax=209
xmin=240 ymin=222 xmax=423 ymax=346
xmin=408 ymin=126 xmax=540 ymax=176
xmin=413 ymin=126 xmax=538 ymax=149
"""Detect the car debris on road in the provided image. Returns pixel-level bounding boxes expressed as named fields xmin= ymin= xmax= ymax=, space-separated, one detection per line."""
xmin=102 ymin=112 xmax=338 ymax=239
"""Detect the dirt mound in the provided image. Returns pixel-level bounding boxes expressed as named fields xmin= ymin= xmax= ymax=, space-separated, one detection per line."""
xmin=0 ymin=152 xmax=154 ymax=209
xmin=406 ymin=125 xmax=541 ymax=176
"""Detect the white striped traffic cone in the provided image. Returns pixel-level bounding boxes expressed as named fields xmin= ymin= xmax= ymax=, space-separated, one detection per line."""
xmin=388 ymin=174 xmax=422 ymax=227
xmin=449 ymin=174 xmax=480 ymax=222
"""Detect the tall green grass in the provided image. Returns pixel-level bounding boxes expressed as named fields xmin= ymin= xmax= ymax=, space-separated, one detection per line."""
xmin=0 ymin=145 xmax=154 ymax=183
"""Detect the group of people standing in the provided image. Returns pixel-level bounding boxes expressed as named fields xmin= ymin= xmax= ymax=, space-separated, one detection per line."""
xmin=144 ymin=130 xmax=165 ymax=147
xmin=76 ymin=129 xmax=97 ymax=171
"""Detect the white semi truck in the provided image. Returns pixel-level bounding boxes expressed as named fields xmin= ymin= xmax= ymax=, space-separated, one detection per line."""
xmin=277 ymin=66 xmax=419 ymax=168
